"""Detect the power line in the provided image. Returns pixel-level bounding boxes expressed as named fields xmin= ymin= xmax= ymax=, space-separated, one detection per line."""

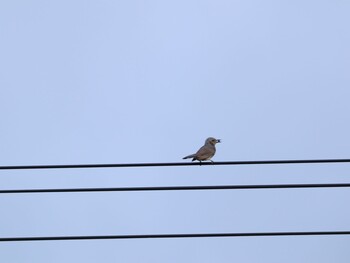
xmin=1 ymin=183 xmax=350 ymax=194
xmin=1 ymin=158 xmax=350 ymax=170
xmin=1 ymin=231 xmax=349 ymax=242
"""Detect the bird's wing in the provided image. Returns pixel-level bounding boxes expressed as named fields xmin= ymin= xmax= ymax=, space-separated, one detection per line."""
xmin=195 ymin=145 xmax=215 ymax=160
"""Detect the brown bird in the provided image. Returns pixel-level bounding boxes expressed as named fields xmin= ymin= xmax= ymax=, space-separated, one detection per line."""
xmin=183 ymin=137 xmax=221 ymax=162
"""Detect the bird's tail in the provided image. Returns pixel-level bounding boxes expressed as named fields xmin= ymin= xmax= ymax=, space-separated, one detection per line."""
xmin=183 ymin=154 xmax=196 ymax=160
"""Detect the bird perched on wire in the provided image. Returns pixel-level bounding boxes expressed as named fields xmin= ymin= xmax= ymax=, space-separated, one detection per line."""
xmin=183 ymin=137 xmax=221 ymax=162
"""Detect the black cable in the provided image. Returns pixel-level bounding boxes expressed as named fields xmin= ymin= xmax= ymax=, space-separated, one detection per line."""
xmin=1 ymin=231 xmax=349 ymax=242
xmin=1 ymin=159 xmax=350 ymax=170
xmin=1 ymin=183 xmax=350 ymax=194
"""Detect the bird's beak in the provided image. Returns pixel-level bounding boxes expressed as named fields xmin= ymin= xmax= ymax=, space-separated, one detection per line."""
xmin=217 ymin=139 xmax=221 ymax=143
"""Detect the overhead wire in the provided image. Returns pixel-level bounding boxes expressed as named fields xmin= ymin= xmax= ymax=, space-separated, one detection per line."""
xmin=1 ymin=183 xmax=350 ymax=194
xmin=1 ymin=158 xmax=350 ymax=170
xmin=1 ymin=231 xmax=350 ymax=242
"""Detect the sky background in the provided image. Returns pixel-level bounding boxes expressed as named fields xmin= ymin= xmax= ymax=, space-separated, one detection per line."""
xmin=1 ymin=0 xmax=350 ymax=262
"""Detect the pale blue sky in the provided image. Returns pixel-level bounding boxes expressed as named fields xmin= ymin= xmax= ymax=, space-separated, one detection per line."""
xmin=1 ymin=1 xmax=350 ymax=262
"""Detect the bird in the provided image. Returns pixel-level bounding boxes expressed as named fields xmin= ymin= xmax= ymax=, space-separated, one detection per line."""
xmin=183 ymin=137 xmax=221 ymax=162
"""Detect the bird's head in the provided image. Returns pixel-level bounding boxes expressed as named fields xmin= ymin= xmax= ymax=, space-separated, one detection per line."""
xmin=206 ymin=137 xmax=221 ymax=145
